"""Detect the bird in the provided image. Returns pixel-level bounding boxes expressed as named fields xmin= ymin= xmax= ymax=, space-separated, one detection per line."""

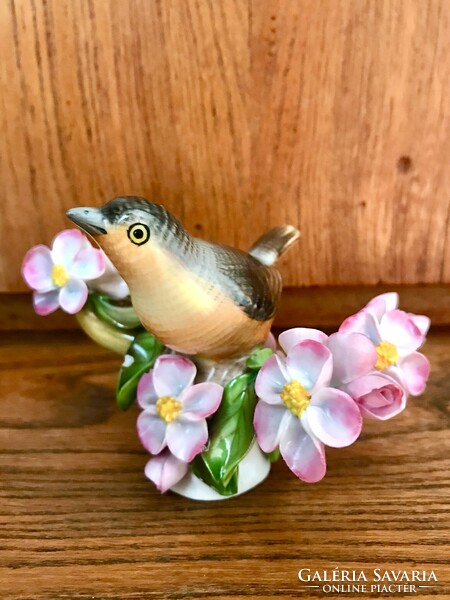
xmin=67 ymin=196 xmax=300 ymax=359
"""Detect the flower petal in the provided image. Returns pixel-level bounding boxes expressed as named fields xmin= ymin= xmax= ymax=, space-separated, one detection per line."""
xmin=279 ymin=415 xmax=326 ymax=483
xmin=58 ymin=278 xmax=88 ymax=314
xmin=144 ymin=451 xmax=188 ymax=493
xmin=305 ymin=388 xmax=362 ymax=447
xmin=22 ymin=245 xmax=54 ymax=291
xmin=166 ymin=419 xmax=208 ymax=462
xmin=328 ymin=332 xmax=377 ymax=384
xmin=152 ymin=355 xmax=196 ymax=398
xmin=279 ymin=328 xmax=328 ymax=354
xmin=344 ymin=372 xmax=407 ymax=420
xmin=137 ymin=370 xmax=158 ymax=409
xmin=137 ymin=412 xmax=167 ymax=454
xmin=51 ymin=229 xmax=84 ymax=268
xmin=360 ymin=387 xmax=405 ymax=420
xmin=339 ymin=309 xmax=381 ymax=344
xmin=180 ymin=382 xmax=223 ymax=420
xmin=254 ymin=401 xmax=289 ymax=452
xmin=93 ymin=276 xmax=129 ymax=300
xmin=408 ymin=314 xmax=431 ymax=337
xmin=69 ymin=247 xmax=105 ymax=280
xmin=264 ymin=331 xmax=277 ymax=351
xmin=285 ymin=340 xmax=332 ymax=393
xmin=89 ymin=253 xmax=129 ymax=299
xmin=379 ymin=309 xmax=424 ymax=353
xmin=366 ymin=292 xmax=399 ymax=318
xmin=397 ymin=352 xmax=430 ymax=396
xmin=33 ymin=290 xmax=60 ymax=315
xmin=255 ymin=354 xmax=289 ymax=404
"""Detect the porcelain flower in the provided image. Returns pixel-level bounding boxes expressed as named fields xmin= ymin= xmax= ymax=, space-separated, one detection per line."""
xmin=339 ymin=293 xmax=430 ymax=395
xmin=327 ymin=332 xmax=407 ymax=419
xmin=279 ymin=327 xmax=379 ymax=384
xmin=137 ymin=355 xmax=223 ymax=463
xmin=88 ymin=253 xmax=129 ymax=300
xmin=279 ymin=327 xmax=408 ymax=420
xmin=265 ymin=331 xmax=277 ymax=351
xmin=144 ymin=449 xmax=189 ymax=493
xmin=22 ymin=229 xmax=104 ymax=315
xmin=254 ymin=339 xmax=362 ymax=483
xmin=342 ymin=371 xmax=407 ymax=420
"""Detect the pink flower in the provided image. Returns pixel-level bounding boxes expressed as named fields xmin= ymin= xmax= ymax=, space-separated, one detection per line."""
xmin=339 ymin=293 xmax=430 ymax=396
xmin=327 ymin=331 xmax=407 ymax=420
xmin=22 ymin=229 xmax=105 ymax=315
xmin=343 ymin=372 xmax=407 ymax=420
xmin=253 ymin=340 xmax=362 ymax=483
xmin=276 ymin=326 xmax=410 ymax=420
xmin=278 ymin=327 xmax=329 ymax=351
xmin=264 ymin=331 xmax=277 ymax=351
xmin=88 ymin=253 xmax=129 ymax=300
xmin=137 ymin=355 xmax=223 ymax=463
xmin=144 ymin=449 xmax=189 ymax=493
xmin=279 ymin=328 xmax=378 ymax=386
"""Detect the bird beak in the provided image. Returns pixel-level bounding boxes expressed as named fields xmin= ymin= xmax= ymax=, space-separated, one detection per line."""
xmin=66 ymin=207 xmax=109 ymax=236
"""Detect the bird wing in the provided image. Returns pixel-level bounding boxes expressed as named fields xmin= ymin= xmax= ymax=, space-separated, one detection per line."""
xmin=194 ymin=241 xmax=282 ymax=321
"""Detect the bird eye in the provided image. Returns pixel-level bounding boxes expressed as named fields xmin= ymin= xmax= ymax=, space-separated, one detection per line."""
xmin=127 ymin=223 xmax=150 ymax=246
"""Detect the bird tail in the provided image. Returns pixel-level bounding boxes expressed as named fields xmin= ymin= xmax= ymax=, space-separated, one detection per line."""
xmin=249 ymin=225 xmax=301 ymax=266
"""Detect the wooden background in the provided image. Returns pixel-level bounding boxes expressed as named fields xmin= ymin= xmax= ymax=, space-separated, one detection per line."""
xmin=0 ymin=0 xmax=449 ymax=293
xmin=1 ymin=4 xmax=449 ymax=598
xmin=1 ymin=327 xmax=449 ymax=599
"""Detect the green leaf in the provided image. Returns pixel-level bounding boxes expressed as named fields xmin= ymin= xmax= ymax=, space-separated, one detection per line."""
xmin=90 ymin=293 xmax=141 ymax=330
xmin=116 ymin=332 xmax=165 ymax=411
xmin=264 ymin=448 xmax=281 ymax=462
xmin=191 ymin=372 xmax=257 ymax=496
xmin=246 ymin=347 xmax=273 ymax=371
xmin=191 ymin=454 xmax=239 ymax=496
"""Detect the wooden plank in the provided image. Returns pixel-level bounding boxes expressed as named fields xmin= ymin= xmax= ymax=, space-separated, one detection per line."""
xmin=0 ymin=328 xmax=448 ymax=598
xmin=250 ymin=0 xmax=450 ymax=286
xmin=1 ymin=285 xmax=449 ymax=332
xmin=275 ymin=284 xmax=450 ymax=329
xmin=0 ymin=0 xmax=449 ymax=292
xmin=0 ymin=0 xmax=250 ymax=290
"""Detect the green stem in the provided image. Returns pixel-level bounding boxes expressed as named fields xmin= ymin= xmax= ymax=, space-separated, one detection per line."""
xmin=76 ymin=307 xmax=134 ymax=355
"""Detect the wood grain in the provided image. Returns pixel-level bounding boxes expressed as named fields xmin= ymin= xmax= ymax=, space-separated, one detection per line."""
xmin=0 ymin=0 xmax=449 ymax=292
xmin=1 ymin=284 xmax=450 ymax=331
xmin=250 ymin=0 xmax=450 ymax=287
xmin=0 ymin=328 xmax=449 ymax=599
xmin=0 ymin=0 xmax=249 ymax=290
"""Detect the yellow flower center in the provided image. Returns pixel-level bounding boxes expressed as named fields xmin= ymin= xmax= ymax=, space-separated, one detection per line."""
xmin=156 ymin=396 xmax=182 ymax=423
xmin=280 ymin=380 xmax=310 ymax=417
xmin=375 ymin=340 xmax=399 ymax=371
xmin=51 ymin=264 xmax=69 ymax=287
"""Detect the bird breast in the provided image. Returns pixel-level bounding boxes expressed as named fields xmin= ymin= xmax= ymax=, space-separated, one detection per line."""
xmin=127 ymin=244 xmax=273 ymax=358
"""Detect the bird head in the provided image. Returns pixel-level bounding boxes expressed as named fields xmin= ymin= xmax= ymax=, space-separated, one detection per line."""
xmin=66 ymin=196 xmax=184 ymax=284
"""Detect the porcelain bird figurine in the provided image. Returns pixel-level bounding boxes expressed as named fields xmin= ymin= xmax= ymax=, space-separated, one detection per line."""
xmin=67 ymin=197 xmax=300 ymax=358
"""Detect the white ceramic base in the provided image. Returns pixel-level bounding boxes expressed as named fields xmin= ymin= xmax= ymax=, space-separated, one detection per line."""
xmin=171 ymin=442 xmax=271 ymax=500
